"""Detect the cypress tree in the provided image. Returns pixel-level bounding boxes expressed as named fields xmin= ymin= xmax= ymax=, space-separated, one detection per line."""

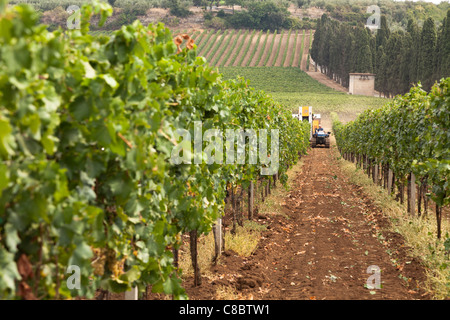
xmin=435 ymin=20 xmax=444 ymax=81
xmin=400 ymin=33 xmax=412 ymax=92
xmin=310 ymin=15 xmax=322 ymax=69
xmin=376 ymin=15 xmax=390 ymax=49
xmin=339 ymin=24 xmax=352 ymax=86
xmin=342 ymin=26 xmax=355 ymax=87
xmin=384 ymin=32 xmax=404 ymax=96
xmin=376 ymin=46 xmax=388 ymax=97
xmin=407 ymin=18 xmax=420 ymax=85
xmin=357 ymin=45 xmax=373 ymax=73
xmin=370 ymin=36 xmax=376 ymax=75
xmin=374 ymin=15 xmax=389 ymax=89
xmin=440 ymin=10 xmax=450 ymax=78
xmin=418 ymin=18 xmax=437 ymax=91
xmin=320 ymin=17 xmax=332 ymax=76
xmin=309 ymin=11 xmax=448 ymax=94
xmin=355 ymin=24 xmax=373 ymax=73
xmin=374 ymin=46 xmax=383 ymax=94
xmin=329 ymin=21 xmax=341 ymax=82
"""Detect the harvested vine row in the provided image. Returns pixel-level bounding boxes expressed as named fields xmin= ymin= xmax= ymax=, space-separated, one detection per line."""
xmin=0 ymin=1 xmax=310 ymax=300
xmin=333 ymin=79 xmax=450 ymax=238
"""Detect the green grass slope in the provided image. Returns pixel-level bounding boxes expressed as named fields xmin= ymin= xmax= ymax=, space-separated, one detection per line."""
xmin=218 ymin=67 xmax=387 ymax=119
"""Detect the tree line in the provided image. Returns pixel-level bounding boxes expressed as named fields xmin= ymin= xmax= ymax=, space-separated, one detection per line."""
xmin=311 ymin=11 xmax=450 ymax=96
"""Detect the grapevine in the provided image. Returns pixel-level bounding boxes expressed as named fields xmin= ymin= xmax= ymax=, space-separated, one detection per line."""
xmin=333 ymin=79 xmax=449 ymax=238
xmin=0 ymin=0 xmax=310 ymax=299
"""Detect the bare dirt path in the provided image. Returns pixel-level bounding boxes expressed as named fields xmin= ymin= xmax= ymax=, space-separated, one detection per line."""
xmin=193 ymin=29 xmax=208 ymax=48
xmin=257 ymin=33 xmax=274 ymax=67
xmin=300 ymin=31 xmax=311 ymax=71
xmin=216 ymin=32 xmax=239 ymax=67
xmin=300 ymin=30 xmax=349 ymax=93
xmin=203 ymin=31 xmax=224 ymax=60
xmin=224 ymin=33 xmax=246 ymax=67
xmin=266 ymin=33 xmax=281 ymax=67
xmin=182 ymin=144 xmax=429 ymax=300
xmin=306 ymin=69 xmax=348 ymax=92
xmin=198 ymin=30 xmax=216 ymax=57
xmin=274 ymin=32 xmax=288 ymax=67
xmin=209 ymin=32 xmax=230 ymax=65
xmin=292 ymin=31 xmax=304 ymax=68
xmin=249 ymin=32 xmax=267 ymax=67
xmin=283 ymin=31 xmax=297 ymax=67
xmin=233 ymin=33 xmax=252 ymax=66
xmin=241 ymin=32 xmax=261 ymax=67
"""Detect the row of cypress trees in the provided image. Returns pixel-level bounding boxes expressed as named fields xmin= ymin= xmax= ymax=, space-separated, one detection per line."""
xmin=311 ymin=10 xmax=450 ymax=96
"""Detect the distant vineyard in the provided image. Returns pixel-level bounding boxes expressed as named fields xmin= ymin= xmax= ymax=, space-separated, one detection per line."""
xmin=172 ymin=29 xmax=314 ymax=70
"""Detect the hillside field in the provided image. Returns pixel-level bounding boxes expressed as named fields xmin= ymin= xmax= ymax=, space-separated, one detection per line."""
xmin=177 ymin=28 xmax=387 ymax=124
xmin=172 ymin=29 xmax=313 ymax=69
xmin=218 ymin=67 xmax=387 ymax=126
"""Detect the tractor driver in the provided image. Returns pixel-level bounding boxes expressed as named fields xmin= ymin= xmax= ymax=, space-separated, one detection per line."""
xmin=315 ymin=125 xmax=324 ymax=134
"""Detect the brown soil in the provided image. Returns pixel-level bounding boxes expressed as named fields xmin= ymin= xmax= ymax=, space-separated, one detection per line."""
xmin=300 ymin=32 xmax=311 ymax=71
xmin=192 ymin=30 xmax=208 ymax=48
xmin=140 ymin=5 xmax=325 ymax=30
xmin=266 ymin=33 xmax=282 ymax=67
xmin=274 ymin=32 xmax=288 ymax=67
xmin=283 ymin=31 xmax=297 ymax=67
xmin=224 ymin=33 xmax=246 ymax=67
xmin=306 ymin=70 xmax=348 ymax=92
xmin=216 ymin=32 xmax=239 ymax=67
xmin=289 ymin=5 xmax=326 ymax=19
xmin=301 ymin=30 xmax=350 ymax=93
xmin=241 ymin=32 xmax=261 ymax=67
xmin=139 ymin=8 xmax=204 ymax=29
xmin=180 ymin=146 xmax=430 ymax=300
xmin=208 ymin=32 xmax=230 ymax=65
xmin=257 ymin=33 xmax=274 ymax=67
xmin=204 ymin=31 xmax=226 ymax=59
xmin=198 ymin=31 xmax=217 ymax=57
xmin=249 ymin=33 xmax=266 ymax=67
xmin=292 ymin=32 xmax=304 ymax=68
xmin=232 ymin=33 xmax=252 ymax=67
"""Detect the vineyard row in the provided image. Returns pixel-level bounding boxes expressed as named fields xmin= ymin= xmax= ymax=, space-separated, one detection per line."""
xmin=333 ymin=79 xmax=449 ymax=239
xmin=171 ymin=28 xmax=314 ymax=69
xmin=0 ymin=1 xmax=311 ymax=300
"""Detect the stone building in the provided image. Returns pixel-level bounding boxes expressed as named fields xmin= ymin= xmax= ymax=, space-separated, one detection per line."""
xmin=348 ymin=73 xmax=376 ymax=96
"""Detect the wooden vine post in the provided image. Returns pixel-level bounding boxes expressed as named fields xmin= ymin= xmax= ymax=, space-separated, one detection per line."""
xmin=373 ymin=159 xmax=378 ymax=185
xmin=189 ymin=230 xmax=201 ymax=286
xmin=261 ymin=180 xmax=265 ymax=203
xmin=238 ymin=188 xmax=244 ymax=227
xmin=409 ymin=173 xmax=416 ymax=217
xmin=213 ymin=217 xmax=223 ymax=263
xmin=387 ymin=167 xmax=393 ymax=195
xmin=418 ymin=176 xmax=428 ymax=217
xmin=124 ymin=287 xmax=138 ymax=300
xmin=231 ymin=186 xmax=237 ymax=234
xmin=436 ymin=205 xmax=442 ymax=239
xmin=248 ymin=181 xmax=254 ymax=220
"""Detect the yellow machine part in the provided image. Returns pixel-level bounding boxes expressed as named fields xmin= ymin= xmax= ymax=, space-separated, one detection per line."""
xmin=312 ymin=120 xmax=320 ymax=133
xmin=302 ymin=106 xmax=310 ymax=117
